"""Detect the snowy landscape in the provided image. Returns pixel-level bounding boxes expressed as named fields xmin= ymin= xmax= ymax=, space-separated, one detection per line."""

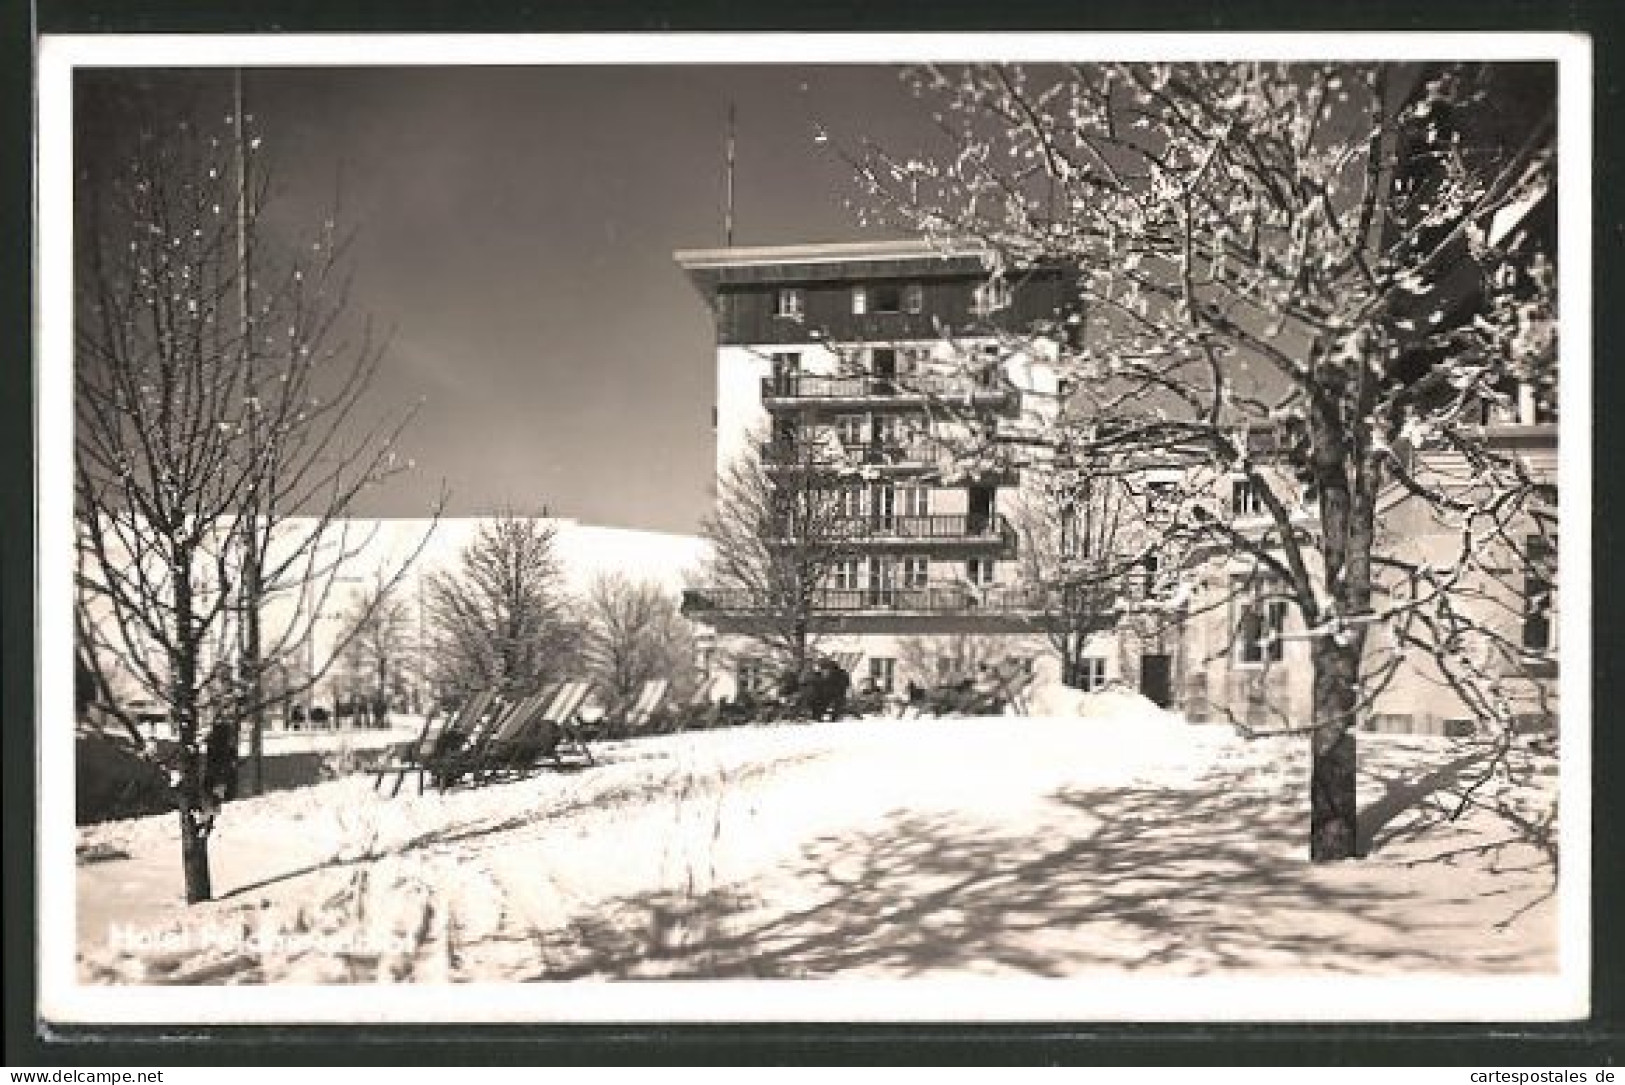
xmin=77 ymin=691 xmax=1559 ymax=986
xmin=50 ymin=48 xmax=1579 ymax=1032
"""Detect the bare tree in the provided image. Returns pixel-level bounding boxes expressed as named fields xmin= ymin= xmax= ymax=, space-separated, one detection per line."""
xmin=1010 ymin=455 xmax=1175 ymax=688
xmin=579 ymin=572 xmax=698 ymax=722
xmin=74 ymin=76 xmax=435 ymax=902
xmin=334 ymin=578 xmax=414 ymax=725
xmin=693 ymin=437 xmax=864 ymax=676
xmin=843 ymin=61 xmax=1557 ymax=860
xmin=422 ymin=513 xmax=579 ymax=703
xmin=895 ymin=632 xmax=1022 ymax=689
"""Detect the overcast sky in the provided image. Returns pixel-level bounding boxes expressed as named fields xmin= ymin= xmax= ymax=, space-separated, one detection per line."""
xmin=78 ymin=64 xmax=937 ymax=534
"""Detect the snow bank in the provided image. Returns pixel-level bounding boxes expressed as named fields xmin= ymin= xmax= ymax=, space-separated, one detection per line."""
xmin=1023 ymin=678 xmax=1183 ymax=726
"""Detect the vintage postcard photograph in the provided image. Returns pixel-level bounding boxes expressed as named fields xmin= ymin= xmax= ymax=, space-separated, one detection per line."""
xmin=34 ymin=32 xmax=1591 ymax=1026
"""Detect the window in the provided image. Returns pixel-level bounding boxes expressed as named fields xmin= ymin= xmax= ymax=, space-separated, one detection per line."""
xmin=899 ymin=485 xmax=930 ymax=518
xmin=966 ymin=557 xmax=996 ymax=586
xmin=830 ymin=558 xmax=860 ymax=593
xmin=836 ymin=484 xmax=864 ymax=520
xmin=834 ymin=414 xmax=865 ymax=446
xmin=872 ymin=283 xmax=903 ymax=313
xmin=851 ymin=287 xmax=868 ymax=315
xmin=867 ymin=557 xmax=897 ymax=606
xmin=769 ymin=351 xmax=801 ymax=395
xmin=1135 ymin=553 xmax=1160 ymax=599
xmin=1232 ymin=477 xmax=1265 ymax=517
xmin=1078 ymin=657 xmax=1108 ymax=692
xmin=868 ymin=657 xmax=897 ymax=694
xmin=775 ymin=287 xmax=805 ymax=320
xmin=903 ymin=283 xmax=925 ymax=314
xmin=870 ymin=483 xmax=897 ymax=528
xmin=872 ymin=414 xmax=900 ymax=448
xmin=1238 ymin=597 xmax=1288 ymax=664
xmin=900 ymin=556 xmax=929 ymax=590
xmin=1059 ymin=506 xmax=1085 ymax=558
xmin=737 ymin=660 xmax=768 ymax=696
xmin=1523 ymin=534 xmax=1556 ymax=652
xmin=971 ymin=277 xmax=1012 ymax=317
xmin=870 ymin=348 xmax=898 ymax=380
xmin=1145 ymin=478 xmax=1177 ymax=508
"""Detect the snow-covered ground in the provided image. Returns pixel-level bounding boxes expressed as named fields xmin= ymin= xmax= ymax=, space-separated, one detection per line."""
xmin=76 ymin=699 xmax=1559 ymax=985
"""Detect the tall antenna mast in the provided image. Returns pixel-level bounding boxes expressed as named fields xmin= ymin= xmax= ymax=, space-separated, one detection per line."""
xmin=234 ymin=67 xmax=266 ymax=795
xmin=723 ymin=101 xmax=736 ymax=247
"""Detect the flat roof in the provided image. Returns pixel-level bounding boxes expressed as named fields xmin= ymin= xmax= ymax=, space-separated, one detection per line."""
xmin=673 ymin=238 xmax=990 ymax=269
xmin=673 ymin=238 xmax=998 ymax=294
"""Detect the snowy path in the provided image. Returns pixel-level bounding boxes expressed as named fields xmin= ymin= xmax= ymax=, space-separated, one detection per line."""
xmin=76 ymin=714 xmax=1559 ymax=983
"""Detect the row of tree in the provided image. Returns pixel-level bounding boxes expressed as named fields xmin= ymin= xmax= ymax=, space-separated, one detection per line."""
xmin=333 ymin=515 xmax=698 ymax=724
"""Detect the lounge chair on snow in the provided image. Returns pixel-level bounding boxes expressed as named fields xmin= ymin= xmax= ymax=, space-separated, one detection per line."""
xmin=370 ymin=689 xmax=496 ymax=797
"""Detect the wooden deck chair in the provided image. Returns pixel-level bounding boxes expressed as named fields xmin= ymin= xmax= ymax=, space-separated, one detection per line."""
xmin=649 ymin=675 xmax=714 ymax=734
xmin=466 ymin=684 xmax=574 ymax=783
xmin=434 ymin=687 xmax=556 ymax=790
xmin=478 ymin=679 xmax=596 ymax=779
xmin=607 ymin=678 xmax=670 ymax=739
xmin=545 ymin=680 xmax=598 ymax=767
xmin=371 ymin=689 xmax=496 ymax=798
xmin=422 ymin=690 xmax=523 ymax=791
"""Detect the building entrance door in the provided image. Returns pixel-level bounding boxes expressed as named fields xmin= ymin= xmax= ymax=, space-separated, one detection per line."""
xmin=1140 ymin=653 xmax=1173 ymax=709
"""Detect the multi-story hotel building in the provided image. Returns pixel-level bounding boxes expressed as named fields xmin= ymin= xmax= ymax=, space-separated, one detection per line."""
xmin=675 ymin=240 xmax=1066 ymax=696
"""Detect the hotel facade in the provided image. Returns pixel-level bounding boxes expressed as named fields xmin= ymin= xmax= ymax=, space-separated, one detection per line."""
xmin=674 ymin=238 xmax=1558 ymax=736
xmin=675 ymin=240 xmax=1067 ymax=697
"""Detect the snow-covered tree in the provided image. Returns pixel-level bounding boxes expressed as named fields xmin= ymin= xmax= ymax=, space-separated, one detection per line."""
xmin=895 ymin=632 xmax=1023 ymax=690
xmin=841 ymin=61 xmax=1558 ymax=860
xmin=74 ymin=74 xmax=434 ymax=903
xmin=579 ymin=572 xmax=698 ymax=726
xmin=423 ymin=513 xmax=579 ymax=703
xmin=334 ymin=579 xmax=415 ymax=725
xmin=1011 ymin=456 xmax=1174 ymax=688
xmin=692 ymin=439 xmax=866 ymax=676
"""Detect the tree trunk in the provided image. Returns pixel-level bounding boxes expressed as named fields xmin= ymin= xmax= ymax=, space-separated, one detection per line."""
xmin=1059 ymin=634 xmax=1085 ymax=689
xmin=172 ymin=554 xmax=214 ymax=903
xmin=1309 ymin=639 xmax=1360 ymax=861
xmin=178 ymin=788 xmax=214 ymax=904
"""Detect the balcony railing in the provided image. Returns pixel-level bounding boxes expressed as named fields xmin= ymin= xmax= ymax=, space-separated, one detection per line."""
xmin=683 ymin=583 xmax=1047 ymax=617
xmin=760 ymin=440 xmax=1024 ymax=484
xmin=760 ymin=439 xmax=938 ymax=470
xmin=771 ymin=513 xmax=1017 ymax=550
xmin=761 ymin=374 xmax=1016 ymax=407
